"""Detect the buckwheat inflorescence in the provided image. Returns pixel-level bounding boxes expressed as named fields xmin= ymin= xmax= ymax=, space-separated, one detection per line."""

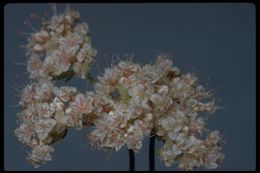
xmin=14 ymin=5 xmax=224 ymax=170
xmin=86 ymin=55 xmax=224 ymax=170
xmin=14 ymin=5 xmax=97 ymax=168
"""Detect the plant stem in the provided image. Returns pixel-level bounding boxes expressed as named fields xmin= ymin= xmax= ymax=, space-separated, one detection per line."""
xmin=149 ymin=131 xmax=155 ymax=171
xmin=128 ymin=149 xmax=135 ymax=171
xmin=86 ymin=72 xmax=97 ymax=85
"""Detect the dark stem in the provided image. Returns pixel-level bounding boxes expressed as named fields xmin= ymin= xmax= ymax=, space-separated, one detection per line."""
xmin=149 ymin=131 xmax=155 ymax=171
xmin=128 ymin=149 xmax=135 ymax=171
xmin=86 ymin=72 xmax=97 ymax=85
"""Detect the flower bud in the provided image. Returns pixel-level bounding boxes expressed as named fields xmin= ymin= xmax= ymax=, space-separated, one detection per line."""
xmin=34 ymin=44 xmax=45 ymax=52
xmin=35 ymin=31 xmax=49 ymax=43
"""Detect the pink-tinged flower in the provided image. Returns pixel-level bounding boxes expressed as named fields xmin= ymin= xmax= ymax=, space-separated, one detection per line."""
xmin=48 ymin=15 xmax=64 ymax=32
xmin=19 ymin=83 xmax=36 ymax=106
xmin=171 ymin=144 xmax=182 ymax=156
xmin=114 ymin=135 xmax=125 ymax=152
xmin=35 ymin=118 xmax=56 ymax=140
xmin=35 ymin=103 xmax=52 ymax=119
xmin=205 ymin=131 xmax=221 ymax=146
xmin=53 ymin=86 xmax=77 ymax=102
xmin=17 ymin=107 xmax=37 ymax=123
xmin=178 ymin=157 xmax=201 ymax=171
xmin=126 ymin=128 xmax=143 ymax=152
xmin=14 ymin=123 xmax=36 ymax=145
xmin=201 ymin=149 xmax=224 ymax=170
xmin=64 ymin=6 xmax=80 ymax=25
xmin=34 ymin=30 xmax=49 ymax=43
xmin=27 ymin=54 xmax=44 ymax=79
xmin=65 ymin=107 xmax=83 ymax=130
xmin=59 ymin=36 xmax=80 ymax=56
xmin=73 ymin=23 xmax=89 ymax=35
xmin=62 ymin=33 xmax=83 ymax=47
xmin=33 ymin=44 xmax=46 ymax=52
xmin=59 ymin=49 xmax=70 ymax=65
xmin=51 ymin=49 xmax=71 ymax=73
xmin=35 ymin=81 xmax=54 ymax=101
xmin=70 ymin=93 xmax=94 ymax=114
xmin=90 ymin=114 xmax=119 ymax=144
xmin=26 ymin=144 xmax=55 ymax=168
xmin=43 ymin=56 xmax=62 ymax=76
xmin=76 ymin=43 xmax=96 ymax=63
xmin=50 ymin=97 xmax=65 ymax=113
xmin=158 ymin=85 xmax=169 ymax=96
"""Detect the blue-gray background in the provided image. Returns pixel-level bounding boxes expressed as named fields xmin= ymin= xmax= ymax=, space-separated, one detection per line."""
xmin=4 ymin=3 xmax=255 ymax=171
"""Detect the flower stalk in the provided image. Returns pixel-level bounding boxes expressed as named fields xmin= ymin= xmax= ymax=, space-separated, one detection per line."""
xmin=149 ymin=131 xmax=155 ymax=171
xmin=128 ymin=149 xmax=135 ymax=171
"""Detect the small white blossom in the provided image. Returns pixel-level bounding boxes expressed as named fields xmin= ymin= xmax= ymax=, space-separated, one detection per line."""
xmin=35 ymin=119 xmax=56 ymax=140
xmin=27 ymin=145 xmax=55 ymax=168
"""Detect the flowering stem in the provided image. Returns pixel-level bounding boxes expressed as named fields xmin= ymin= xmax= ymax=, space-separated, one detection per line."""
xmin=128 ymin=149 xmax=135 ymax=171
xmin=149 ymin=131 xmax=155 ymax=171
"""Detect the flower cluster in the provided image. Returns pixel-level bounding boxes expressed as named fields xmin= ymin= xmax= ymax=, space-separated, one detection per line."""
xmin=87 ymin=60 xmax=154 ymax=152
xmin=26 ymin=5 xmax=97 ymax=81
xmin=14 ymin=5 xmax=224 ymax=170
xmin=147 ymin=56 xmax=224 ymax=170
xmin=14 ymin=79 xmax=80 ymax=167
xmin=86 ymin=55 xmax=224 ymax=170
xmin=14 ymin=6 xmax=96 ymax=168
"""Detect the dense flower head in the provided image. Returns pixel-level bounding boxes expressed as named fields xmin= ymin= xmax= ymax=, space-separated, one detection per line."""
xmin=86 ymin=55 xmax=224 ymax=170
xmin=14 ymin=79 xmax=81 ymax=167
xmin=25 ymin=5 xmax=97 ymax=81
xmin=87 ymin=60 xmax=154 ymax=152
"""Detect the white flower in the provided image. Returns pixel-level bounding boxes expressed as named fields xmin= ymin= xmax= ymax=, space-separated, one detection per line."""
xmin=34 ymin=30 xmax=49 ymax=43
xmin=43 ymin=56 xmax=62 ymax=76
xmin=54 ymin=111 xmax=67 ymax=125
xmin=19 ymin=83 xmax=35 ymax=106
xmin=27 ymin=54 xmax=44 ymax=79
xmin=174 ymin=109 xmax=185 ymax=118
xmin=50 ymin=97 xmax=65 ymax=112
xmin=35 ymin=103 xmax=52 ymax=119
xmin=70 ymin=93 xmax=94 ymax=114
xmin=59 ymin=36 xmax=81 ymax=56
xmin=202 ymin=149 xmax=224 ymax=170
xmin=171 ymin=144 xmax=182 ymax=156
xmin=143 ymin=64 xmax=160 ymax=84
xmin=48 ymin=15 xmax=64 ymax=32
xmin=206 ymin=131 xmax=221 ymax=145
xmin=91 ymin=116 xmax=114 ymax=142
xmin=33 ymin=44 xmax=46 ymax=52
xmin=51 ymin=49 xmax=71 ymax=73
xmin=65 ymin=107 xmax=83 ymax=130
xmin=158 ymin=115 xmax=176 ymax=131
xmin=158 ymin=85 xmax=169 ymax=96
xmin=76 ymin=43 xmax=96 ymax=63
xmin=53 ymin=86 xmax=77 ymax=102
xmin=72 ymin=61 xmax=91 ymax=79
xmin=73 ymin=23 xmax=89 ymax=35
xmin=14 ymin=124 xmax=35 ymax=145
xmin=178 ymin=157 xmax=201 ymax=171
xmin=26 ymin=144 xmax=55 ymax=168
xmin=35 ymin=81 xmax=54 ymax=101
xmin=35 ymin=119 xmax=56 ymax=140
